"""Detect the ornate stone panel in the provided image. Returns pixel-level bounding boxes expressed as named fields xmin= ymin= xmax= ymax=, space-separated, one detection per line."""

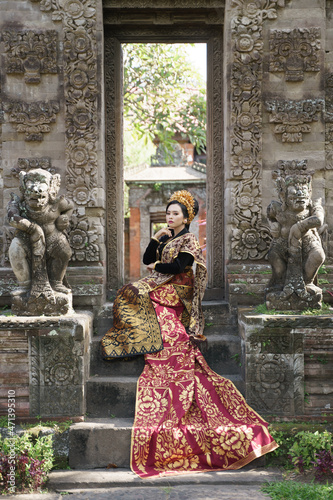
xmin=103 ymin=10 xmax=224 ymax=25
xmin=3 ymin=100 xmax=60 ymax=141
xmin=30 ymin=332 xmax=83 ymax=416
xmin=265 ymin=99 xmax=323 ymax=143
xmin=0 ymin=81 xmax=3 ymax=268
xmin=229 ymin=0 xmax=287 ymax=261
xmin=325 ymin=73 xmax=333 ymax=169
xmin=246 ymin=353 xmax=303 ymax=416
xmin=29 ymin=0 xmax=103 ymax=269
xmin=269 ymin=28 xmax=321 ymax=82
xmin=3 ymin=29 xmax=58 ymax=83
xmin=104 ymin=0 xmax=224 ymax=6
xmin=239 ymin=311 xmax=305 ymax=416
xmin=68 ymin=210 xmax=100 ymax=262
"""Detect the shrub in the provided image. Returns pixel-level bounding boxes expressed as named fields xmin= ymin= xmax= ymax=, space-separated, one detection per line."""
xmin=0 ymin=432 xmax=53 ymax=494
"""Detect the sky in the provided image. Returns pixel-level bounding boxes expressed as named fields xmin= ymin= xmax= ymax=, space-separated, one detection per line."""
xmin=186 ymin=43 xmax=207 ymax=82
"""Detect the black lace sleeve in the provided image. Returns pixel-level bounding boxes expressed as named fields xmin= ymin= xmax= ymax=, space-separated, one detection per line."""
xmin=142 ymin=238 xmax=160 ymax=265
xmin=155 ymin=252 xmax=194 ymax=274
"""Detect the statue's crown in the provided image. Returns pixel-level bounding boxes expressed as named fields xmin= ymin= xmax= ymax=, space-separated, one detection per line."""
xmin=273 ymin=160 xmax=313 ymax=186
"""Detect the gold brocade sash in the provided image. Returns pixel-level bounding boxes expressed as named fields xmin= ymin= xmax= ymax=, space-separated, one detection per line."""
xmin=101 ymin=270 xmax=194 ymax=359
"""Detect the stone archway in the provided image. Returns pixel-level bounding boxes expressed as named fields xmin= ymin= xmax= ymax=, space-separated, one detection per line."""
xmin=104 ymin=11 xmax=225 ymax=296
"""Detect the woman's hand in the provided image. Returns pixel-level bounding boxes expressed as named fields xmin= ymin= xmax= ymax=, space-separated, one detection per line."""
xmin=147 ymin=262 xmax=156 ymax=273
xmin=153 ymin=227 xmax=173 ymax=240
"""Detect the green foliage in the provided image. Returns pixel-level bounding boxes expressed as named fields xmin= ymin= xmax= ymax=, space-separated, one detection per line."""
xmin=261 ymin=481 xmax=333 ymax=500
xmin=0 ymin=416 xmax=9 ymax=428
xmin=21 ymin=419 xmax=72 ymax=434
xmin=123 ymin=43 xmax=206 ymax=159
xmin=0 ymin=433 xmax=54 ymax=474
xmin=253 ymin=302 xmax=333 ymax=316
xmin=318 ymin=265 xmax=328 ymax=275
xmin=267 ymin=426 xmax=333 ymax=471
xmin=289 ymin=431 xmax=333 ymax=469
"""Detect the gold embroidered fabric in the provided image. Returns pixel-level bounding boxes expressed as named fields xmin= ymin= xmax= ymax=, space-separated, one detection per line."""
xmin=131 ymin=287 xmax=278 ymax=477
xmin=101 ymin=232 xmax=207 ymax=359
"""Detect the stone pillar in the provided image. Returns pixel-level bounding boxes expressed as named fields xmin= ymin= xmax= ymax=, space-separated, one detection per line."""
xmin=239 ymin=308 xmax=333 ymax=418
xmin=0 ymin=312 xmax=93 ymax=420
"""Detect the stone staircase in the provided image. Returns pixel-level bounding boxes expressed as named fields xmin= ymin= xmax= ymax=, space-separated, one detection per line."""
xmin=68 ymin=300 xmax=243 ymax=469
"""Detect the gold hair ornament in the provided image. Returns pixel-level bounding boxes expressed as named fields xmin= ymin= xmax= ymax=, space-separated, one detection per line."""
xmin=168 ymin=190 xmax=195 ymax=223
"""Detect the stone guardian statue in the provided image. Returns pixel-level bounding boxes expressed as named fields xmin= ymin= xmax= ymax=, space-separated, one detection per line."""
xmin=265 ymin=160 xmax=326 ymax=311
xmin=7 ymin=168 xmax=74 ymax=316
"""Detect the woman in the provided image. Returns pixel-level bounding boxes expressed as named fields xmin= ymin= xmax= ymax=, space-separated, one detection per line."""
xmin=101 ymin=190 xmax=278 ymax=478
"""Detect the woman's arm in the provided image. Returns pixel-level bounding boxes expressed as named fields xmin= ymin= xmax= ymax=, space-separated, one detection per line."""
xmin=150 ymin=252 xmax=194 ymax=274
xmin=143 ymin=238 xmax=160 ymax=265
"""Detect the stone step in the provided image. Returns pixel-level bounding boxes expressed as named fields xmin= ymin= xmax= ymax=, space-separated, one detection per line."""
xmin=86 ymin=374 xmax=245 ymax=419
xmin=67 ymin=418 xmax=271 ymax=473
xmin=90 ymin=334 xmax=242 ymax=377
xmin=48 ymin=466 xmax=282 ymax=491
xmin=94 ymin=300 xmax=236 ymax=334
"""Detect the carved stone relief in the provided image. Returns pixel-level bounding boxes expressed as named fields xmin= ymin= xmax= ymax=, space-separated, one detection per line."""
xmin=29 ymin=327 xmax=87 ymax=417
xmin=230 ymin=0 xmax=288 ymax=261
xmin=27 ymin=1 xmax=99 ymax=196
xmin=325 ymin=73 xmax=333 ymax=169
xmin=104 ymin=0 xmax=224 ymax=6
xmin=11 ymin=157 xmax=55 ymax=177
xmin=68 ymin=210 xmax=100 ymax=262
xmin=3 ymin=100 xmax=60 ymax=141
xmin=29 ymin=0 xmax=102 ymax=268
xmin=3 ymin=30 xmax=58 ymax=84
xmin=103 ymin=10 xmax=224 ymax=25
xmin=240 ymin=314 xmax=305 ymax=416
xmin=265 ymin=99 xmax=323 ymax=143
xmin=269 ymin=28 xmax=321 ymax=82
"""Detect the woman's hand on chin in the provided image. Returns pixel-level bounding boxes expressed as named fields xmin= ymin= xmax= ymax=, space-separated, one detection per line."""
xmin=153 ymin=227 xmax=172 ymax=239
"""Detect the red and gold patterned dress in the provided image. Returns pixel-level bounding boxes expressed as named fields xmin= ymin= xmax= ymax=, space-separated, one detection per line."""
xmin=101 ymin=231 xmax=278 ymax=478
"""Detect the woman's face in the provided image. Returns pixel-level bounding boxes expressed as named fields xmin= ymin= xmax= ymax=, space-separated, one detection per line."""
xmin=166 ymin=203 xmax=185 ymax=233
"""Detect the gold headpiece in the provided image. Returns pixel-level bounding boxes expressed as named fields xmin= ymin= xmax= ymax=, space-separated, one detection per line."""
xmin=168 ymin=190 xmax=195 ymax=223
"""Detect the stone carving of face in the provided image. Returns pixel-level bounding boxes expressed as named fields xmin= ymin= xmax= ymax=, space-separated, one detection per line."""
xmin=23 ymin=172 xmax=51 ymax=210
xmin=286 ymin=182 xmax=310 ymax=212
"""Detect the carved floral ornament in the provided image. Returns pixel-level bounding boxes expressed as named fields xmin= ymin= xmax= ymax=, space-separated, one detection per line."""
xmin=11 ymin=157 xmax=56 ymax=177
xmin=3 ymin=100 xmax=60 ymax=142
xmin=28 ymin=0 xmax=99 ymax=210
xmin=265 ymin=99 xmax=323 ymax=143
xmin=325 ymin=73 xmax=333 ymax=170
xmin=230 ymin=0 xmax=288 ymax=261
xmin=3 ymin=30 xmax=58 ymax=84
xmin=269 ymin=28 xmax=321 ymax=82
xmin=26 ymin=0 xmax=101 ymax=265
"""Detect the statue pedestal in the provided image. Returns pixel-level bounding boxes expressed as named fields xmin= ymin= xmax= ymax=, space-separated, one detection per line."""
xmin=238 ymin=308 xmax=333 ymax=418
xmin=0 ymin=312 xmax=93 ymax=420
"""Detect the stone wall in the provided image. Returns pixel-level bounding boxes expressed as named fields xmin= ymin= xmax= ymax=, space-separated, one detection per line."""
xmin=239 ymin=308 xmax=333 ymax=418
xmin=0 ymin=0 xmax=105 ymax=311
xmin=0 ymin=312 xmax=93 ymax=419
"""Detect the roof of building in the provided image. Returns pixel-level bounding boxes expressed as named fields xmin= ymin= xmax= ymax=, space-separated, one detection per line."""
xmin=125 ymin=165 xmax=206 ymax=183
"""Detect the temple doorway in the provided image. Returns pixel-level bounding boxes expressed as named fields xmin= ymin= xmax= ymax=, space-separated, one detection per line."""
xmin=104 ymin=22 xmax=224 ymax=299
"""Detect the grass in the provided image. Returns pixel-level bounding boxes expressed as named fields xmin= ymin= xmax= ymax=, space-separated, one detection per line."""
xmin=253 ymin=302 xmax=333 ymax=316
xmin=261 ymin=481 xmax=333 ymax=500
xmin=21 ymin=419 xmax=73 ymax=433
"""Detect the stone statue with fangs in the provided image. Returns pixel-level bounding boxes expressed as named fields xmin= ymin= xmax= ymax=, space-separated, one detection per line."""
xmin=266 ymin=160 xmax=326 ymax=311
xmin=7 ymin=168 xmax=74 ymax=316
